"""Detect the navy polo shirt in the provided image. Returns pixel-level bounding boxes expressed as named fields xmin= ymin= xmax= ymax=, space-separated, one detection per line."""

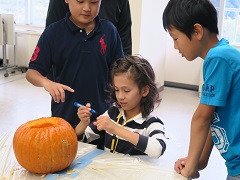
xmin=28 ymin=12 xmax=124 ymax=127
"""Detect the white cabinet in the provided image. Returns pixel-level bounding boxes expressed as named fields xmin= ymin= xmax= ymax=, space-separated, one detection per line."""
xmin=14 ymin=31 xmax=40 ymax=67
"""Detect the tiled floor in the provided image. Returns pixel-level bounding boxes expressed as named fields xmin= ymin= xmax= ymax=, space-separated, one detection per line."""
xmin=0 ymin=69 xmax=227 ymax=179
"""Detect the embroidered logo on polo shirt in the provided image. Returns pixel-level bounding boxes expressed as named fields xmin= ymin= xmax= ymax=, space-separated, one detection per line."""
xmin=30 ymin=46 xmax=40 ymax=61
xmin=100 ymin=35 xmax=107 ymax=54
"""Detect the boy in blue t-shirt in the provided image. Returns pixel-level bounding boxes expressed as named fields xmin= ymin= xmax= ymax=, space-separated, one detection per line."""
xmin=26 ymin=0 xmax=124 ymax=149
xmin=163 ymin=0 xmax=240 ymax=179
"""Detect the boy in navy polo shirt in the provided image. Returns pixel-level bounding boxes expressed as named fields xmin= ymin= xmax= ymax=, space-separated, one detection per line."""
xmin=26 ymin=0 xmax=124 ymax=149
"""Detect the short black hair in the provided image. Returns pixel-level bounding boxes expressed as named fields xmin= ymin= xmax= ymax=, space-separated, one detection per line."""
xmin=162 ymin=0 xmax=219 ymax=39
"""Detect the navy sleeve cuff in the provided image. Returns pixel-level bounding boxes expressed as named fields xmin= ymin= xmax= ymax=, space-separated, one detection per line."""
xmin=136 ymin=134 xmax=148 ymax=152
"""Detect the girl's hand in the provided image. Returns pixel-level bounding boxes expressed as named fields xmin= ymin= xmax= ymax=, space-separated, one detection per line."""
xmin=94 ymin=116 xmax=117 ymax=134
xmin=77 ymin=103 xmax=92 ymax=126
xmin=43 ymin=80 xmax=74 ymax=103
xmin=75 ymin=103 xmax=92 ymax=136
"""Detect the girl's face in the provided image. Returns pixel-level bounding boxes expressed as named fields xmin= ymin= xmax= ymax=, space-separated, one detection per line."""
xmin=65 ymin=0 xmax=101 ymax=28
xmin=113 ymin=73 xmax=149 ymax=119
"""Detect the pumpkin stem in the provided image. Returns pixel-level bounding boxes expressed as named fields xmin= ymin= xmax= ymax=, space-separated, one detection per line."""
xmin=26 ymin=117 xmax=59 ymax=128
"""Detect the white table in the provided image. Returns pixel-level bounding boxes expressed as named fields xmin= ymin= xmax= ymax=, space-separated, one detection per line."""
xmin=0 ymin=131 xmax=187 ymax=180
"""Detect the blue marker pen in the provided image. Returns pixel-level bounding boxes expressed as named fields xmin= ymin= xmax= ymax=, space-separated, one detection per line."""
xmin=74 ymin=102 xmax=97 ymax=114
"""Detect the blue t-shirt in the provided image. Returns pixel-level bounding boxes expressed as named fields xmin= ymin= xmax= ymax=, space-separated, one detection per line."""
xmin=28 ymin=12 xmax=124 ymax=127
xmin=200 ymin=38 xmax=240 ymax=176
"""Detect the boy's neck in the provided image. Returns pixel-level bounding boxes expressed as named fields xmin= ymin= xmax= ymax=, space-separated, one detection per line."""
xmin=84 ymin=20 xmax=96 ymax=35
xmin=201 ymin=33 xmax=219 ymax=59
xmin=69 ymin=16 xmax=96 ymax=35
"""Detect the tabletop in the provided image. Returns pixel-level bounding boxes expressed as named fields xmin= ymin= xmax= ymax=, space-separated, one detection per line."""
xmin=0 ymin=131 xmax=187 ymax=180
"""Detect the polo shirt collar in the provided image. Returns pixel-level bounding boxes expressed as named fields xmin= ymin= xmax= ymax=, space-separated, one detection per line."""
xmin=65 ymin=12 xmax=101 ymax=33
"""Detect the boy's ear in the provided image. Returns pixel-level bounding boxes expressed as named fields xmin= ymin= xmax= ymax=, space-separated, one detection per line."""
xmin=65 ymin=0 xmax=69 ymax=4
xmin=193 ymin=23 xmax=204 ymax=40
xmin=141 ymin=85 xmax=150 ymax=97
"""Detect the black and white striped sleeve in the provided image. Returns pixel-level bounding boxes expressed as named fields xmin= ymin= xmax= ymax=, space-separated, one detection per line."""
xmin=136 ymin=117 xmax=166 ymax=158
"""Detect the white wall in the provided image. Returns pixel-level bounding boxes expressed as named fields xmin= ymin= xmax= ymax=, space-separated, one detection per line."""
xmin=129 ymin=0 xmax=142 ymax=55
xmin=165 ymin=38 xmax=203 ymax=86
xmin=129 ymin=0 xmax=168 ymax=89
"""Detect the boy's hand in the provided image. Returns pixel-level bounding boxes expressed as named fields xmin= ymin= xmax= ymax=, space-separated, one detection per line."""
xmin=180 ymin=167 xmax=200 ymax=179
xmin=94 ymin=116 xmax=117 ymax=133
xmin=43 ymin=81 xmax=74 ymax=103
xmin=175 ymin=158 xmax=200 ymax=179
xmin=175 ymin=157 xmax=187 ymax=174
xmin=77 ymin=103 xmax=92 ymax=125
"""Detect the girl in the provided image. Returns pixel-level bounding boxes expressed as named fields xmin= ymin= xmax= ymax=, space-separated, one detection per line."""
xmin=75 ymin=55 xmax=166 ymax=158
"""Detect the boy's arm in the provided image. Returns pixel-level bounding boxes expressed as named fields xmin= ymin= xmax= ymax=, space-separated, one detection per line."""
xmin=181 ymin=103 xmax=215 ymax=177
xmin=26 ymin=69 xmax=51 ymax=87
xmin=26 ymin=69 xmax=74 ymax=103
xmin=198 ymin=128 xmax=214 ymax=170
xmin=118 ymin=0 xmax=132 ymax=55
xmin=175 ymin=128 xmax=213 ymax=177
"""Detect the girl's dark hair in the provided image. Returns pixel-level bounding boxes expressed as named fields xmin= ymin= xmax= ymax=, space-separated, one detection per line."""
xmin=162 ymin=0 xmax=219 ymax=39
xmin=109 ymin=55 xmax=161 ymax=118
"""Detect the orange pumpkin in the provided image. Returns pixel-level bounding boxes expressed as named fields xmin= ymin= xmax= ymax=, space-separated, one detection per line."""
xmin=13 ymin=117 xmax=78 ymax=174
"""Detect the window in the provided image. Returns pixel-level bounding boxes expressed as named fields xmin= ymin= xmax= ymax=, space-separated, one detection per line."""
xmin=0 ymin=0 xmax=49 ymax=26
xmin=32 ymin=0 xmax=49 ymax=26
xmin=211 ymin=0 xmax=240 ymax=45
